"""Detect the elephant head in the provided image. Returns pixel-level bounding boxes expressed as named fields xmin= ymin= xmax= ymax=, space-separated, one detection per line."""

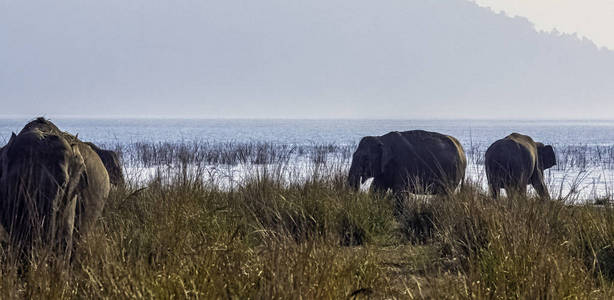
xmin=537 ymin=143 xmax=556 ymax=170
xmin=348 ymin=136 xmax=391 ymax=190
xmin=86 ymin=142 xmax=124 ymax=186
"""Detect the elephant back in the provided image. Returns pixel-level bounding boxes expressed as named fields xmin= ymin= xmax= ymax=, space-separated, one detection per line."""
xmin=399 ymin=130 xmax=466 ymax=166
xmin=393 ymin=130 xmax=466 ymax=191
xmin=504 ymin=133 xmax=538 ymax=159
xmin=0 ymin=117 xmax=111 ymax=256
xmin=485 ymin=133 xmax=537 ymax=183
xmin=0 ymin=125 xmax=83 ymax=250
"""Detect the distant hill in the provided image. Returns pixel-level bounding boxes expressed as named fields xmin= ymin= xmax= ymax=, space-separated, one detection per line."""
xmin=1 ymin=0 xmax=613 ymax=119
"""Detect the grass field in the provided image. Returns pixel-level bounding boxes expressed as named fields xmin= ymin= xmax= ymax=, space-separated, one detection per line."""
xmin=2 ymin=142 xmax=614 ymax=298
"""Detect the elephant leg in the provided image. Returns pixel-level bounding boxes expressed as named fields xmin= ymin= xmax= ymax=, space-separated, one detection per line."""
xmin=434 ymin=183 xmax=453 ymax=197
xmin=503 ymin=186 xmax=518 ymax=199
xmin=458 ymin=177 xmax=466 ymax=194
xmin=0 ymin=224 xmax=7 ymax=244
xmin=531 ymin=171 xmax=550 ymax=200
xmin=390 ymin=186 xmax=406 ymax=217
xmin=489 ymin=184 xmax=500 ymax=199
xmin=369 ymin=178 xmax=386 ymax=195
xmin=504 ymin=185 xmax=520 ymax=199
xmin=505 ymin=177 xmax=528 ymax=199
xmin=486 ymin=173 xmax=499 ymax=199
xmin=510 ymin=184 xmax=527 ymax=199
xmin=519 ymin=184 xmax=528 ymax=198
xmin=58 ymin=194 xmax=77 ymax=261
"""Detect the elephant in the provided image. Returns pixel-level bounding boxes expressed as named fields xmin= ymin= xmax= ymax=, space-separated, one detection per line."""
xmin=85 ymin=142 xmax=124 ymax=186
xmin=348 ymin=130 xmax=467 ymax=204
xmin=0 ymin=223 xmax=7 ymax=243
xmin=484 ymin=133 xmax=556 ymax=199
xmin=0 ymin=118 xmax=110 ymax=259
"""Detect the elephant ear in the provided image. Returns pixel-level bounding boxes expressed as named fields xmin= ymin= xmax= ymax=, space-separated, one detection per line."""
xmin=539 ymin=145 xmax=556 ymax=170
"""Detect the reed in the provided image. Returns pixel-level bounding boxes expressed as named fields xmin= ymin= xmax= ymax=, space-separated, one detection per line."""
xmin=1 ymin=141 xmax=614 ymax=298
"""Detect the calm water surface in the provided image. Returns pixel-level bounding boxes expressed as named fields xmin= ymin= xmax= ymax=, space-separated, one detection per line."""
xmin=2 ymin=118 xmax=614 ymax=200
xmin=1 ymin=118 xmax=614 ymax=147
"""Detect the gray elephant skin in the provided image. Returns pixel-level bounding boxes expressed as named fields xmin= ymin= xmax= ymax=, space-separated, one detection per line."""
xmin=85 ymin=142 xmax=124 ymax=186
xmin=348 ymin=130 xmax=467 ymax=198
xmin=0 ymin=118 xmax=110 ymax=258
xmin=485 ymin=133 xmax=556 ymax=199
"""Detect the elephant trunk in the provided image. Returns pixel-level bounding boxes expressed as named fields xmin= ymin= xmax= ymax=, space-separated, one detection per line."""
xmin=348 ymin=164 xmax=361 ymax=191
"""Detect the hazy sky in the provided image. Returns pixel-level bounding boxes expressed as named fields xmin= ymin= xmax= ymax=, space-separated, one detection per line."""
xmin=1 ymin=0 xmax=613 ymax=119
xmin=473 ymin=0 xmax=614 ymax=50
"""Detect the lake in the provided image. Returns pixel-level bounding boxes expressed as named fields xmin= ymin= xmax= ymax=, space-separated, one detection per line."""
xmin=2 ymin=118 xmax=614 ymax=146
xmin=2 ymin=118 xmax=614 ymax=201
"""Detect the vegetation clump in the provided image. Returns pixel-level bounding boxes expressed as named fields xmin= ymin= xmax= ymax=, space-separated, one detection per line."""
xmin=2 ymin=142 xmax=614 ymax=298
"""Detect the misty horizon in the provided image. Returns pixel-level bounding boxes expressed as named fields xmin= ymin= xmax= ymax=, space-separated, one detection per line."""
xmin=3 ymin=115 xmax=614 ymax=122
xmin=2 ymin=0 xmax=614 ymax=119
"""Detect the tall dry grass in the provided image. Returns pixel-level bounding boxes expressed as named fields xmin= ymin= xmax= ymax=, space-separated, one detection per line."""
xmin=1 ymin=142 xmax=614 ymax=298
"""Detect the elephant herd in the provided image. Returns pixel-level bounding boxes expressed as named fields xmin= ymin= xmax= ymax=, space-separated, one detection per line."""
xmin=0 ymin=118 xmax=556 ymax=259
xmin=347 ymin=130 xmax=557 ymax=200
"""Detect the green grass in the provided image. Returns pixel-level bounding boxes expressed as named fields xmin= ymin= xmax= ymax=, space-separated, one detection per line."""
xmin=2 ymin=144 xmax=614 ymax=298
